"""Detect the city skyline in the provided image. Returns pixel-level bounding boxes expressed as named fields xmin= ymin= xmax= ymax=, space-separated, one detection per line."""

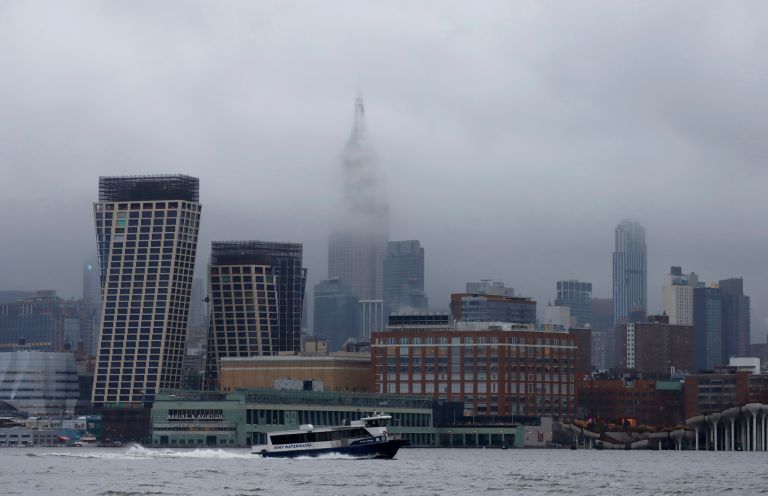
xmin=6 ymin=3 xmax=768 ymax=473
xmin=0 ymin=3 xmax=766 ymax=342
xmin=1 ymin=176 xmax=763 ymax=341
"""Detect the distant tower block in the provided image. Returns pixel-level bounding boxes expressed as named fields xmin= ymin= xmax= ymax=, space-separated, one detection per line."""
xmin=612 ymin=220 xmax=647 ymax=326
xmin=383 ymin=240 xmax=427 ymax=317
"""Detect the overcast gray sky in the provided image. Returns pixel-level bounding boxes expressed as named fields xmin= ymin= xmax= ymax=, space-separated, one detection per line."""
xmin=1 ymin=1 xmax=766 ymax=340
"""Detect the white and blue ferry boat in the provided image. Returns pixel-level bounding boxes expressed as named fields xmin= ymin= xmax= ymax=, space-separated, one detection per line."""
xmin=252 ymin=412 xmax=407 ymax=459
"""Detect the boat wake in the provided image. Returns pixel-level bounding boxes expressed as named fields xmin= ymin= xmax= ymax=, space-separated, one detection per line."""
xmin=289 ymin=452 xmax=380 ymax=461
xmin=33 ymin=444 xmax=254 ymax=460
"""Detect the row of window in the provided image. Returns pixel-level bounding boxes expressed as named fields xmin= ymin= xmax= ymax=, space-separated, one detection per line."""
xmin=97 ymin=365 xmax=160 ymax=374
xmin=100 ymin=243 xmax=197 ymax=255
xmin=211 ymin=266 xmax=273 ymax=276
xmin=377 ymin=336 xmax=571 ymax=346
xmin=211 ymin=286 xmax=276 ymax=295
xmin=154 ymin=425 xmax=233 ymax=432
xmin=271 ymin=428 xmax=369 ymax=444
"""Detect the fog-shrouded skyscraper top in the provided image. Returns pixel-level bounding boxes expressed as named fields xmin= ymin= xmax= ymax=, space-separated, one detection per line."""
xmin=340 ymin=95 xmax=388 ymax=222
xmin=92 ymin=175 xmax=201 ymax=408
xmin=612 ymin=219 xmax=647 ymax=326
xmin=328 ymin=96 xmax=388 ymax=300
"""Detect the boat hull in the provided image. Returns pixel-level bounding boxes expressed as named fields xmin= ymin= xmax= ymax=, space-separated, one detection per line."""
xmin=255 ymin=439 xmax=408 ymax=459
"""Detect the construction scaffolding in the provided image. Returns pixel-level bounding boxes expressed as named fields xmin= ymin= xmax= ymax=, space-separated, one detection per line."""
xmin=98 ymin=175 xmax=199 ymax=202
xmin=210 ymin=241 xmax=302 ymax=266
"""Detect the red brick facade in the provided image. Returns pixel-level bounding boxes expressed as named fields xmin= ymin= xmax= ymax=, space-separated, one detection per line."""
xmin=577 ymin=379 xmax=685 ymax=426
xmin=683 ymin=370 xmax=768 ymax=417
xmin=372 ymin=328 xmax=576 ymax=420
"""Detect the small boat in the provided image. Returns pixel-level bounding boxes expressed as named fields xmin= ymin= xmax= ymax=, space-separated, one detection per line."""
xmin=73 ymin=433 xmax=98 ymax=447
xmin=252 ymin=412 xmax=407 ymax=459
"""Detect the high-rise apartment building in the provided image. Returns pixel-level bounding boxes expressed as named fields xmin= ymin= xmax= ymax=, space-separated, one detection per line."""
xmin=619 ymin=315 xmax=694 ymax=378
xmin=719 ymin=278 xmax=751 ymax=360
xmin=91 ymin=175 xmax=201 ymax=407
xmin=313 ymin=278 xmax=359 ymax=352
xmin=612 ymin=220 xmax=647 ymax=326
xmin=328 ymin=97 xmax=388 ymax=301
xmin=661 ymin=266 xmax=699 ymax=326
xmin=555 ymin=280 xmax=592 ymax=327
xmin=383 ymin=240 xmax=427 ymax=317
xmin=693 ymin=286 xmax=723 ymax=371
xmin=205 ymin=241 xmax=306 ymax=387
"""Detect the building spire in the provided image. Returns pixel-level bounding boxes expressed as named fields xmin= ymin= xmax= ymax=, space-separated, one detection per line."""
xmin=349 ymin=94 xmax=366 ymax=144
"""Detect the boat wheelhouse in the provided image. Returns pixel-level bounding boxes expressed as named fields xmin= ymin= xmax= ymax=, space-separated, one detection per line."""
xmin=252 ymin=412 xmax=407 ymax=459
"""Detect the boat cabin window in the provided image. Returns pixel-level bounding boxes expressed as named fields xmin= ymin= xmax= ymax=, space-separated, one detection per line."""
xmin=365 ymin=419 xmax=389 ymax=428
xmin=271 ymin=427 xmax=369 ymax=445
xmin=332 ymin=428 xmax=367 ymax=440
xmin=271 ymin=433 xmax=308 ymax=445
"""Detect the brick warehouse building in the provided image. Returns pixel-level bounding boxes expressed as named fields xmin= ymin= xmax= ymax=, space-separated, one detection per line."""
xmin=577 ymin=378 xmax=685 ymax=426
xmin=371 ymin=323 xmax=577 ymax=420
xmin=684 ymin=367 xmax=768 ymax=418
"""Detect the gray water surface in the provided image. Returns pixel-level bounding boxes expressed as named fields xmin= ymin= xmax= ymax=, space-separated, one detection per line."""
xmin=1 ymin=445 xmax=766 ymax=495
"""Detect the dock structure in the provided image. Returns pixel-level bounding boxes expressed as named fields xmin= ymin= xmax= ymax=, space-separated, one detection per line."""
xmin=687 ymin=403 xmax=768 ymax=451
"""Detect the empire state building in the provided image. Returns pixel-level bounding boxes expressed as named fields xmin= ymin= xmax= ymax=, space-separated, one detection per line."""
xmin=327 ymin=96 xmax=388 ymax=301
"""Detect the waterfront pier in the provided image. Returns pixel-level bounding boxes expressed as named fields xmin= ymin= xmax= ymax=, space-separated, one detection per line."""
xmin=686 ymin=403 xmax=768 ymax=451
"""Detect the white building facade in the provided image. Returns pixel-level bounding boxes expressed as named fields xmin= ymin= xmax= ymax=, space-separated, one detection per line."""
xmin=661 ymin=266 xmax=700 ymax=326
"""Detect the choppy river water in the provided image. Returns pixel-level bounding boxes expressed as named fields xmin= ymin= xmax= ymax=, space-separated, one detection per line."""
xmin=1 ymin=445 xmax=767 ymax=495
